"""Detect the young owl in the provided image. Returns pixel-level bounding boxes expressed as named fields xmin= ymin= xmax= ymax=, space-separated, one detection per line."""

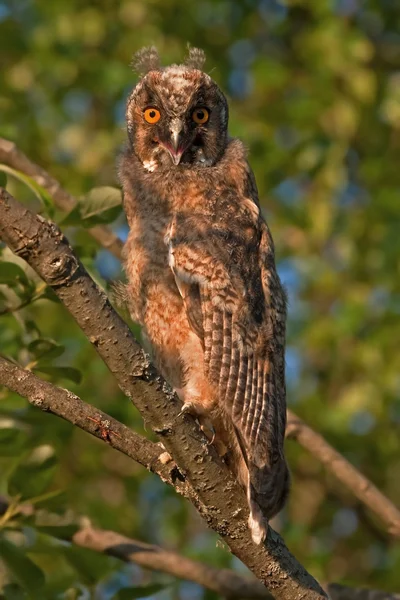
xmin=119 ymin=47 xmax=289 ymax=544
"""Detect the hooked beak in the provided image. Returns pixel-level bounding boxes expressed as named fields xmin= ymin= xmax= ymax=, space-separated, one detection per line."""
xmin=164 ymin=120 xmax=185 ymax=165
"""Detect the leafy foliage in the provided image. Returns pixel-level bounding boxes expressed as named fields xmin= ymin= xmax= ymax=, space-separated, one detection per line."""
xmin=0 ymin=0 xmax=400 ymax=598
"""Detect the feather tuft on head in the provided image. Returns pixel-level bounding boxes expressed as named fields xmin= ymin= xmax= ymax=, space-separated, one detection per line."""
xmin=132 ymin=46 xmax=161 ymax=75
xmin=184 ymin=46 xmax=206 ymax=70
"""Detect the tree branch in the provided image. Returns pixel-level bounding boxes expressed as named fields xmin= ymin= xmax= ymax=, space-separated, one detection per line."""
xmin=72 ymin=526 xmax=400 ymax=600
xmin=286 ymin=411 xmax=400 ymax=537
xmin=0 ymin=187 xmax=328 ymax=599
xmin=0 ymin=357 xmax=189 ymax=496
xmin=0 ymin=137 xmax=123 ymax=260
xmin=0 ymin=495 xmax=397 ymax=600
xmin=73 ymin=526 xmax=273 ymax=600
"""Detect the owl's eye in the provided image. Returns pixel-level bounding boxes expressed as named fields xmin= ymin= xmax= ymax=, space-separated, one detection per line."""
xmin=192 ymin=108 xmax=209 ymax=124
xmin=144 ymin=107 xmax=161 ymax=124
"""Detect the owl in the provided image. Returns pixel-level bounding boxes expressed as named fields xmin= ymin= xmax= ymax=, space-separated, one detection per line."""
xmin=119 ymin=46 xmax=289 ymax=544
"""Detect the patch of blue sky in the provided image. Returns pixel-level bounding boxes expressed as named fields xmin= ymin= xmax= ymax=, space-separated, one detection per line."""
xmin=95 ymin=249 xmax=123 ymax=280
xmin=285 ymin=346 xmax=301 ymax=388
xmin=333 ymin=0 xmax=360 ymax=17
xmin=332 ymin=507 xmax=359 ymax=538
xmin=0 ymin=2 xmax=10 ymax=21
xmin=336 ymin=181 xmax=370 ymax=208
xmin=273 ymin=177 xmax=305 ymax=206
xmin=228 ymin=39 xmax=256 ymax=69
xmin=63 ymin=90 xmax=91 ymax=120
xmin=278 ymin=258 xmax=301 ymax=296
xmin=228 ymin=68 xmax=254 ymax=99
xmin=349 ymin=410 xmax=376 ymax=436
xmin=259 ymin=0 xmax=288 ymax=24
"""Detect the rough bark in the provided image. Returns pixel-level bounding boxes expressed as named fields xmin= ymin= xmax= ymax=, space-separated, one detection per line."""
xmin=0 ymin=357 xmax=189 ymax=496
xmin=0 ymin=187 xmax=328 ymax=599
xmin=0 ymin=498 xmax=396 ymax=600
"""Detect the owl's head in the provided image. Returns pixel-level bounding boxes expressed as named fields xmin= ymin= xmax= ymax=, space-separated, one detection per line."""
xmin=126 ymin=47 xmax=228 ymax=170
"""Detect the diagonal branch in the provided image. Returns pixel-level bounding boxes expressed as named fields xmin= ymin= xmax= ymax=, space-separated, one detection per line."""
xmin=74 ymin=526 xmax=273 ymax=600
xmin=0 ymin=137 xmax=123 ymax=260
xmin=0 ymin=357 xmax=189 ymax=496
xmin=286 ymin=411 xmax=400 ymax=537
xmin=0 ymin=187 xmax=328 ymax=599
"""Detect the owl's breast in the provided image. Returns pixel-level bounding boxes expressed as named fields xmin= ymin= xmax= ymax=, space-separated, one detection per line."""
xmin=124 ymin=204 xmax=178 ymax=324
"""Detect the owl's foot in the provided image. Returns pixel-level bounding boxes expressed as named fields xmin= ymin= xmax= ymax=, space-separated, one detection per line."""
xmin=178 ymin=402 xmax=216 ymax=444
xmin=202 ymin=424 xmax=216 ymax=445
xmin=177 ymin=401 xmax=198 ymax=418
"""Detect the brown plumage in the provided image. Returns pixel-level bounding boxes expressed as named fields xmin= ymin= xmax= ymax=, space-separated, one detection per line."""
xmin=119 ymin=47 xmax=289 ymax=544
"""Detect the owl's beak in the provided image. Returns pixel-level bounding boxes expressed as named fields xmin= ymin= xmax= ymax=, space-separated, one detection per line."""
xmin=167 ymin=121 xmax=185 ymax=165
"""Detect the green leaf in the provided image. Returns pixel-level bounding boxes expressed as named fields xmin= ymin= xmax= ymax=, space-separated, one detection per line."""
xmin=27 ymin=339 xmax=65 ymax=362
xmin=63 ymin=545 xmax=115 ymax=585
xmin=9 ymin=455 xmax=57 ymax=500
xmin=0 ymin=428 xmax=27 ymax=457
xmin=36 ymin=287 xmax=61 ymax=303
xmin=28 ymin=488 xmax=63 ymax=506
xmin=61 ymin=186 xmax=122 ymax=228
xmin=0 ymin=165 xmax=54 ymax=218
xmin=0 ymin=537 xmax=45 ymax=597
xmin=0 ymin=263 xmax=29 ymax=288
xmin=34 ymin=523 xmax=79 ymax=540
xmin=3 ymin=583 xmax=28 ymax=600
xmin=0 ymin=171 xmax=7 ymax=188
xmin=33 ymin=365 xmax=82 ymax=384
xmin=0 ymin=454 xmax=28 ymax=494
xmin=112 ymin=584 xmax=166 ymax=599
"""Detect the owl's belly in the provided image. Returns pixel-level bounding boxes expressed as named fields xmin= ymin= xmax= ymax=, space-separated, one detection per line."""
xmin=124 ymin=221 xmax=173 ymax=321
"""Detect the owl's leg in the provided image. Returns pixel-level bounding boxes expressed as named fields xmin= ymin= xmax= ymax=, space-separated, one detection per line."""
xmin=142 ymin=283 xmax=219 ymax=441
xmin=174 ymin=387 xmax=215 ymax=443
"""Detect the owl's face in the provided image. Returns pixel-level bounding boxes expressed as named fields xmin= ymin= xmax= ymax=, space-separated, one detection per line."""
xmin=126 ymin=65 xmax=228 ymax=170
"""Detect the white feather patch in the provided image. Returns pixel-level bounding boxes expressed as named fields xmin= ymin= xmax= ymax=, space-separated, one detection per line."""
xmin=143 ymin=159 xmax=158 ymax=172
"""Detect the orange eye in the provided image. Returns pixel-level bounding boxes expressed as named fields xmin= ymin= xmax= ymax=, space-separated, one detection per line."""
xmin=144 ymin=107 xmax=161 ymax=124
xmin=192 ymin=107 xmax=209 ymax=124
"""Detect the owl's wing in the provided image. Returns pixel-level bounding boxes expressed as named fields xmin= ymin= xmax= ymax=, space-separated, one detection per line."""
xmin=168 ymin=212 xmax=287 ymax=471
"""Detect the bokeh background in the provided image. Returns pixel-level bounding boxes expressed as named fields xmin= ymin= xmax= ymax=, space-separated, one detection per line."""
xmin=1 ymin=0 xmax=400 ymax=598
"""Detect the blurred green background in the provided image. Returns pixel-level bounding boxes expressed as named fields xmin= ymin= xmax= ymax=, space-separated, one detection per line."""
xmin=0 ymin=0 xmax=400 ymax=598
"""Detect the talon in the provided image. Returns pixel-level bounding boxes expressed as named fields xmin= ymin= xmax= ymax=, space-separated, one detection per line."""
xmin=178 ymin=402 xmax=197 ymax=418
xmin=200 ymin=424 xmax=216 ymax=445
xmin=207 ymin=430 xmax=216 ymax=446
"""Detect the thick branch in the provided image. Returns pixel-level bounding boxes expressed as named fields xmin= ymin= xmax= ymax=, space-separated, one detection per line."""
xmin=0 ymin=357 xmax=188 ymax=496
xmin=0 ymin=187 xmax=327 ymax=599
xmin=0 ymin=138 xmax=123 ymax=260
xmin=286 ymin=411 xmax=400 ymax=537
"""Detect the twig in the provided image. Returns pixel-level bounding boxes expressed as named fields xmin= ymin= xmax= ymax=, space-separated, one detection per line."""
xmin=0 ymin=357 xmax=188 ymax=496
xmin=0 ymin=137 xmax=123 ymax=260
xmin=286 ymin=410 xmax=400 ymax=538
xmin=0 ymin=187 xmax=328 ymax=600
xmin=73 ymin=526 xmax=273 ymax=600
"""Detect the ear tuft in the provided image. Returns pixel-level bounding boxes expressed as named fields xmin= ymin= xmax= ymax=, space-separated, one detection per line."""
xmin=184 ymin=45 xmax=206 ymax=70
xmin=131 ymin=46 xmax=161 ymax=75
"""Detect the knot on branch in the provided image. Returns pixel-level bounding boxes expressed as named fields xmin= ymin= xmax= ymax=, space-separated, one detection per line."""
xmin=46 ymin=249 xmax=80 ymax=287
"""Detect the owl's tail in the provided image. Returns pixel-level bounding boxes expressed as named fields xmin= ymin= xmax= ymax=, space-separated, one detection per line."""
xmin=246 ymin=459 xmax=290 ymax=544
xmin=228 ymin=426 xmax=290 ymax=544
